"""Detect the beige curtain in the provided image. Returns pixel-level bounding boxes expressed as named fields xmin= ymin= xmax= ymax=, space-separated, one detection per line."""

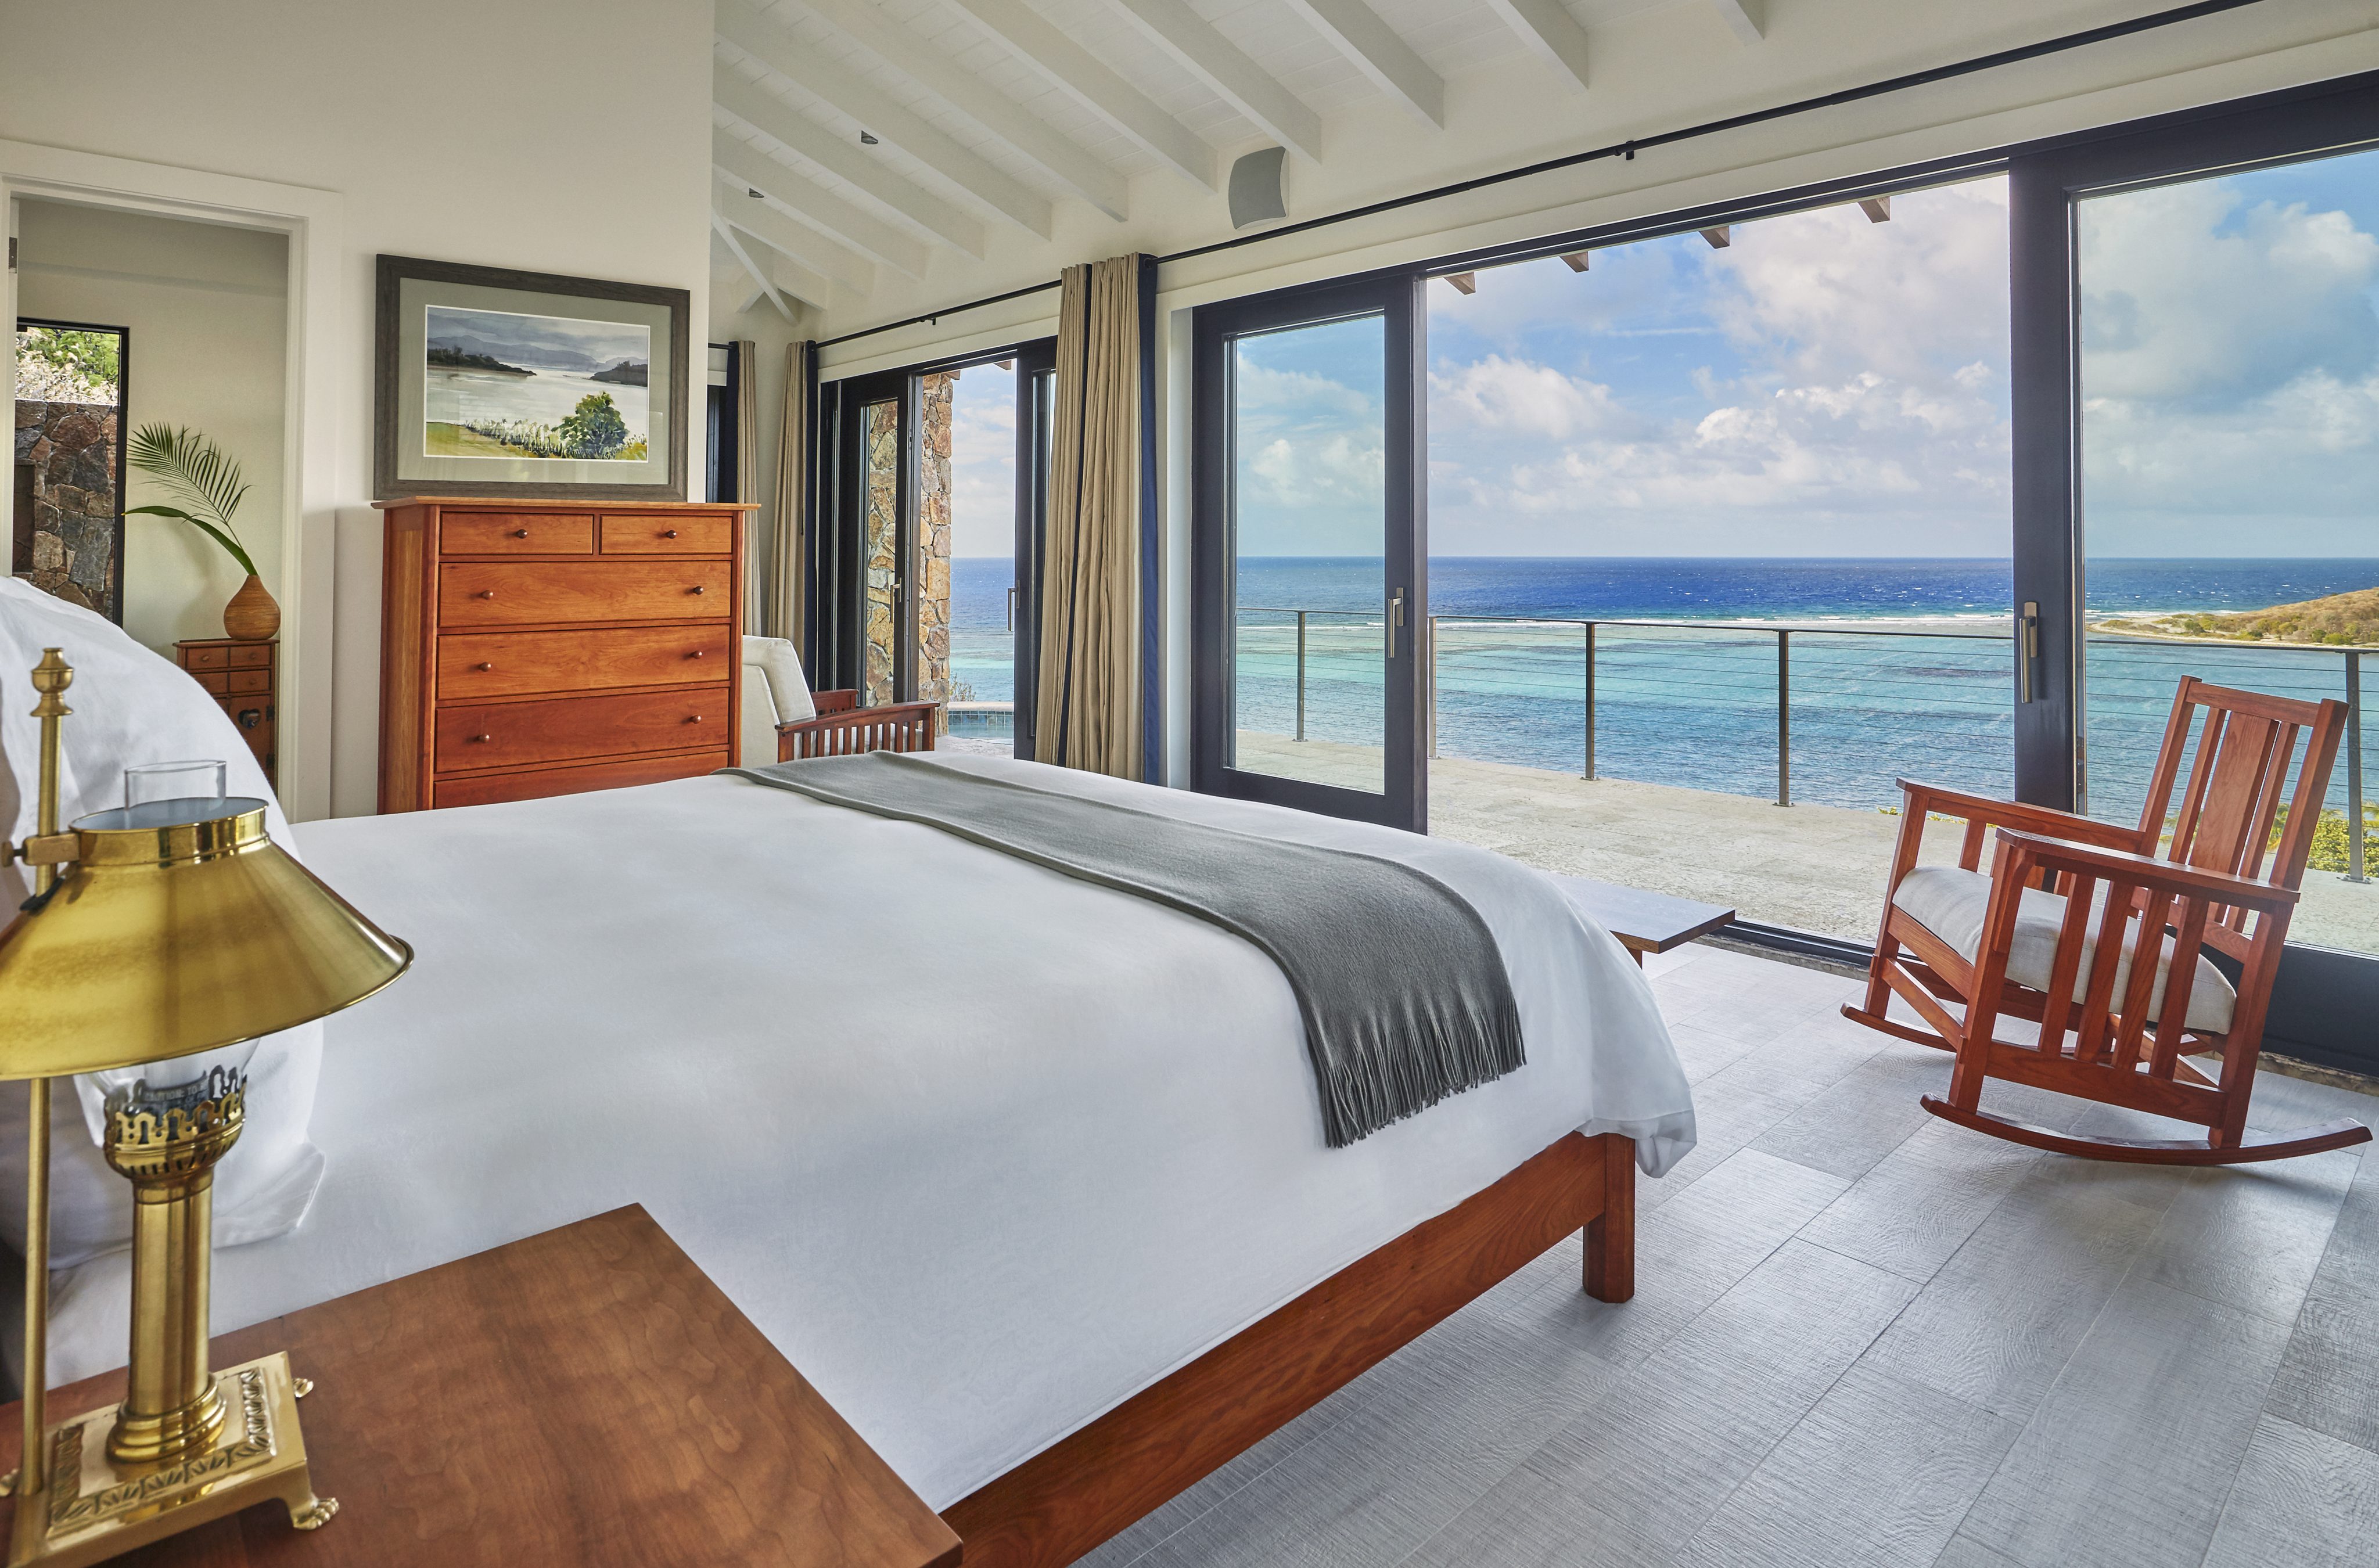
xmin=766 ymin=340 xmax=815 ymax=645
xmin=736 ymin=339 xmax=761 ymax=632
xmin=1036 ymin=256 xmax=1147 ymax=778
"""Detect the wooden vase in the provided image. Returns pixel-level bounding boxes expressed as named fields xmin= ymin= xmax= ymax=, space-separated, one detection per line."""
xmin=223 ymin=574 xmax=281 ymax=641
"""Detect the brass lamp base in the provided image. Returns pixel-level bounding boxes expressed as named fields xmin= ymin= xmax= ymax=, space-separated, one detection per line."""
xmin=8 ymin=1353 xmax=333 ymax=1567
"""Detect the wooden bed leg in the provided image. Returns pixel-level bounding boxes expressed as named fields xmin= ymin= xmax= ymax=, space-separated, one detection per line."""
xmin=1583 ymin=1132 xmax=1635 ymax=1304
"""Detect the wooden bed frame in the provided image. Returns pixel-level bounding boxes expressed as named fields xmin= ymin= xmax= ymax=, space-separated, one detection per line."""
xmin=943 ymin=1129 xmax=1636 ymax=1567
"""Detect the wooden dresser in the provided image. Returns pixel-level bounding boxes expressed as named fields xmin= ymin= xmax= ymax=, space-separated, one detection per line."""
xmin=376 ymin=497 xmax=755 ymax=812
xmin=173 ymin=637 xmax=276 ymax=786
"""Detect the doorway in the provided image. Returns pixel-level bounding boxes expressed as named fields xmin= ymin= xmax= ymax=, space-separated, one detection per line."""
xmin=1191 ymin=275 xmax=1428 ymax=831
xmin=12 ymin=317 xmax=127 ymax=621
xmin=817 ymin=341 xmax=1058 ymax=758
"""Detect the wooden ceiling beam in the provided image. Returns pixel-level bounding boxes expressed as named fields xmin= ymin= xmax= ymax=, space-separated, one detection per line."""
xmin=715 ymin=70 xmax=988 ymax=257
xmin=718 ymin=2 xmax=1050 ymax=239
xmin=1281 ymin=0 xmax=1443 ymax=128
xmin=797 ymin=0 xmax=1128 ymax=220
xmin=1102 ymin=0 xmax=1324 ymax=163
xmin=1709 ymin=0 xmax=1764 ymax=46
xmin=946 ymin=0 xmax=1219 ymax=190
xmin=713 ymin=129 xmax=932 ymax=279
xmin=713 ymin=174 xmax=877 ymax=294
xmin=710 ymin=210 xmax=801 ymax=319
xmin=1481 ymin=0 xmax=1590 ymax=92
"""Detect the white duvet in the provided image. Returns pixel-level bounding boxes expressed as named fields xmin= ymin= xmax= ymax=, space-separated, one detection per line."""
xmin=44 ymin=757 xmax=1693 ymax=1508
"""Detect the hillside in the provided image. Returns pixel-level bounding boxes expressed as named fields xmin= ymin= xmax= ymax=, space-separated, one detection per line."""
xmin=2092 ymin=587 xmax=2379 ymax=648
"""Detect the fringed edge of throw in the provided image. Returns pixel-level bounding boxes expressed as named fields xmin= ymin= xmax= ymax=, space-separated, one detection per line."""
xmin=1318 ymin=1001 xmax=1529 ymax=1149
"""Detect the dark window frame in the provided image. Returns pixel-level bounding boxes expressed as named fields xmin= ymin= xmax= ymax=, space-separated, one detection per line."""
xmin=1190 ymin=272 xmax=1429 ymax=832
xmin=1182 ymin=67 xmax=2379 ymax=1067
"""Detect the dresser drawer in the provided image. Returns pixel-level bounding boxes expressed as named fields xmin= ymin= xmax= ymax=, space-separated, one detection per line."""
xmin=439 ymin=625 xmax=732 ymax=700
xmin=224 ymin=667 xmax=272 ymax=695
xmin=437 ymin=560 xmax=731 ymax=628
xmin=600 ymin=513 xmax=736 ymax=555
xmin=443 ymin=512 xmax=595 ymax=555
xmin=432 ymin=747 xmax=728 ymax=809
xmin=436 ymin=686 xmax=730 ymax=771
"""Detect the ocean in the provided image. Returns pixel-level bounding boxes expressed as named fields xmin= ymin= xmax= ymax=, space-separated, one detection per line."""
xmin=950 ymin=558 xmax=2379 ymax=822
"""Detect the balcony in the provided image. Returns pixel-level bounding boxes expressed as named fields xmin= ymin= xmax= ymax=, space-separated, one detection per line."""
xmin=1231 ymin=610 xmax=2377 ymax=955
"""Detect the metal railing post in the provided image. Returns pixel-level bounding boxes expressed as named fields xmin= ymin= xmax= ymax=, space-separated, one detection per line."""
xmin=1429 ymin=615 xmax=1439 ymax=760
xmin=1582 ymin=622 xmax=1597 ymax=781
xmin=1777 ymin=628 xmax=1792 ymax=807
xmin=2349 ymin=649 xmax=2366 ymax=884
xmin=1294 ymin=611 xmax=1307 ymax=742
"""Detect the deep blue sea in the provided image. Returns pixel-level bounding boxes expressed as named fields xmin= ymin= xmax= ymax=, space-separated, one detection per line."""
xmin=951 ymin=557 xmax=2379 ymax=820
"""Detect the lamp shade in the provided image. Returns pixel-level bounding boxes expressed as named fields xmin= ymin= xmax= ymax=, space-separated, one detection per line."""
xmin=0 ymin=799 xmax=411 ymax=1079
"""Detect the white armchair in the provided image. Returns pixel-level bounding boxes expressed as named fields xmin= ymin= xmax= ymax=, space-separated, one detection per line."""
xmin=741 ymin=636 xmax=815 ymax=765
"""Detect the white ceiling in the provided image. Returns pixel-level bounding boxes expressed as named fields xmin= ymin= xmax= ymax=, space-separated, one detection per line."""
xmin=707 ymin=0 xmax=1769 ymax=315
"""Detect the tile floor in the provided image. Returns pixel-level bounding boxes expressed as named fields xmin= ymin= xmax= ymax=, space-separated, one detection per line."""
xmin=1079 ymin=943 xmax=2379 ymax=1568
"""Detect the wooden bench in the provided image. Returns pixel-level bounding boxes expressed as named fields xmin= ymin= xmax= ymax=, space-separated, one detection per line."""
xmin=1552 ymin=875 xmax=1734 ymax=966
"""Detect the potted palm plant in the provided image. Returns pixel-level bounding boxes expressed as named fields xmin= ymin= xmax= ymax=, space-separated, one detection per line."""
xmin=125 ymin=424 xmax=278 ymax=640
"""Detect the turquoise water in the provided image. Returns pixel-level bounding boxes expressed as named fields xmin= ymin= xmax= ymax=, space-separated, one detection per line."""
xmin=953 ymin=557 xmax=2377 ymax=822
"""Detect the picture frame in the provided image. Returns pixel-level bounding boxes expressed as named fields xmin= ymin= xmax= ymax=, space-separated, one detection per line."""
xmin=373 ymin=255 xmax=690 ymax=501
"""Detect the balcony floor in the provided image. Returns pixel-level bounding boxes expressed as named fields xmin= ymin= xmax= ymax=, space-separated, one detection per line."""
xmin=1080 ymin=941 xmax=2379 ymax=1568
xmin=1232 ymin=731 xmax=2379 ymax=955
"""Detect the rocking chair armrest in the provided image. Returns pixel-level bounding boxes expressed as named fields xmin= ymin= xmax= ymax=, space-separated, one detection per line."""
xmin=777 ymin=699 xmax=939 ymax=735
xmin=1991 ymin=829 xmax=2300 ymax=912
xmin=1893 ymin=779 xmax=2143 ymax=850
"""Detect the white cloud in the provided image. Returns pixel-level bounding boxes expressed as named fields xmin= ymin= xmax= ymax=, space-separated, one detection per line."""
xmin=1432 ymin=355 xmax=1633 ymax=440
xmin=1235 ymin=361 xmax=1376 ymax=420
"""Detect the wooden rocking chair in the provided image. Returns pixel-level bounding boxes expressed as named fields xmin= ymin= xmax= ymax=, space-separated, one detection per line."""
xmin=1844 ymin=677 xmax=2371 ymax=1166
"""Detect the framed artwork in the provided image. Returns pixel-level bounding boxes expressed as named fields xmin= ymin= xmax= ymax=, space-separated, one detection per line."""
xmin=373 ymin=256 xmax=690 ymax=501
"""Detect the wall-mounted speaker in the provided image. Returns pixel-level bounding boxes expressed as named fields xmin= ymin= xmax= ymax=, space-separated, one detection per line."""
xmin=1228 ymin=147 xmax=1288 ymax=230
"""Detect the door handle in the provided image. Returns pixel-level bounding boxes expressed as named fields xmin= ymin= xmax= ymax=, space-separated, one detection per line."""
xmin=1007 ymin=585 xmax=1018 ymax=631
xmin=2019 ymin=600 xmax=2040 ymax=704
xmin=1388 ymin=589 xmax=1406 ymax=657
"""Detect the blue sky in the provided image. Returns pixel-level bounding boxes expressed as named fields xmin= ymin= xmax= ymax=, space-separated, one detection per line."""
xmin=1230 ymin=150 xmax=2379 ymax=559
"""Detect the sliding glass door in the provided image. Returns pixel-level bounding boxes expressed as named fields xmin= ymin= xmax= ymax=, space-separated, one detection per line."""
xmin=2010 ymin=79 xmax=2379 ymax=1066
xmin=1192 ymin=276 xmax=1427 ymax=829
xmin=820 ymin=344 xmax=1056 ymax=757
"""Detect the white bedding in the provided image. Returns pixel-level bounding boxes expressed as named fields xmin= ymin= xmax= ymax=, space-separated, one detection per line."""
xmin=42 ymin=756 xmax=1693 ymax=1508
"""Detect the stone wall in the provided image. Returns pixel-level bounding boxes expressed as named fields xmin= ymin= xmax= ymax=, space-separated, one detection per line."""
xmin=11 ymin=400 xmax=121 ymax=621
xmin=860 ymin=401 xmax=900 ymax=706
xmin=915 ymin=371 xmax=955 ymax=725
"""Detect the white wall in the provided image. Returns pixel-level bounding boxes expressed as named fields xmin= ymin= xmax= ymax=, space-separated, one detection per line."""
xmin=15 ymin=199 xmax=288 ymax=654
xmin=0 ymin=0 xmax=716 ymax=818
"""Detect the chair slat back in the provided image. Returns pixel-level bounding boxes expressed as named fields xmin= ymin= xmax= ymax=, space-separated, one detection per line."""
xmin=2132 ymin=679 xmax=2346 ymax=957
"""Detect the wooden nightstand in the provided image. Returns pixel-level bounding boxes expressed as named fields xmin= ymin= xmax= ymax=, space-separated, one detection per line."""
xmin=173 ymin=638 xmax=276 ymax=787
xmin=0 ymin=1207 xmax=959 ymax=1568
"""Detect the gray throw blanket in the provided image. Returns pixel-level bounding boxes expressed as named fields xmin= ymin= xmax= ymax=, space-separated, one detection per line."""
xmin=728 ymin=753 xmax=1525 ymax=1146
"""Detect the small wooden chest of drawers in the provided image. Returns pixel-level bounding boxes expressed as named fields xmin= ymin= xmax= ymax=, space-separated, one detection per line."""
xmin=376 ymin=498 xmax=756 ymax=812
xmin=174 ymin=637 xmax=276 ymax=786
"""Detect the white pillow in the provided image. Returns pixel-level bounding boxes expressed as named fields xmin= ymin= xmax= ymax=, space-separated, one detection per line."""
xmin=745 ymin=635 xmax=815 ymax=721
xmin=0 ymin=580 xmax=326 ymax=1269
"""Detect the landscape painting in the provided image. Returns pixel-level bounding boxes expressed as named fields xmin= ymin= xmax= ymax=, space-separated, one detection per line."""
xmin=421 ymin=304 xmax=650 ymax=462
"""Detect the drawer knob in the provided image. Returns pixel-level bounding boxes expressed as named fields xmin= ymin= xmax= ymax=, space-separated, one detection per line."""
xmin=476 ymin=591 xmax=497 ymax=599
xmin=663 ymin=529 xmax=680 ymax=539
xmin=469 ymin=733 xmax=492 ymax=743
xmin=476 ymin=662 xmax=495 ymax=672
xmin=688 ymin=715 xmax=703 ymax=724
xmin=688 ymin=649 xmax=705 ymax=659
xmin=512 ymin=528 xmax=530 ymax=539
xmin=690 ymin=585 xmax=706 ymax=595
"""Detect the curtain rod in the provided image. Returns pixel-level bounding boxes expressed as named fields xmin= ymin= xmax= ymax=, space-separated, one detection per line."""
xmin=814 ymin=0 xmax=2268 ymax=351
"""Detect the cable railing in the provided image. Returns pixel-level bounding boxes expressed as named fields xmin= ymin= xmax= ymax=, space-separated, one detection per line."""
xmin=1231 ymin=606 xmax=2373 ymax=883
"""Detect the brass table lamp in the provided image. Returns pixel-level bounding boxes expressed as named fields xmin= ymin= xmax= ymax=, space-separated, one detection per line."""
xmin=0 ymin=650 xmax=412 ymax=1565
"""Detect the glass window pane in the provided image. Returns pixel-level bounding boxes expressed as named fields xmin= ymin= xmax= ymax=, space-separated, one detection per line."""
xmin=1424 ymin=178 xmax=2013 ymax=941
xmin=1231 ymin=314 xmax=1388 ymax=794
xmin=2078 ymin=147 xmax=2379 ymax=957
xmin=944 ymin=362 xmax=1019 ymax=752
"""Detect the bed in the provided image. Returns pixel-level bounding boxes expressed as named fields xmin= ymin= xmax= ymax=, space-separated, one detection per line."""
xmin=31 ymin=751 xmax=1694 ymax=1565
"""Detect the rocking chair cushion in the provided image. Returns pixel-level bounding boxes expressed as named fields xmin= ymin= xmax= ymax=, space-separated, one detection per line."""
xmin=1892 ymin=865 xmax=2237 ymax=1034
